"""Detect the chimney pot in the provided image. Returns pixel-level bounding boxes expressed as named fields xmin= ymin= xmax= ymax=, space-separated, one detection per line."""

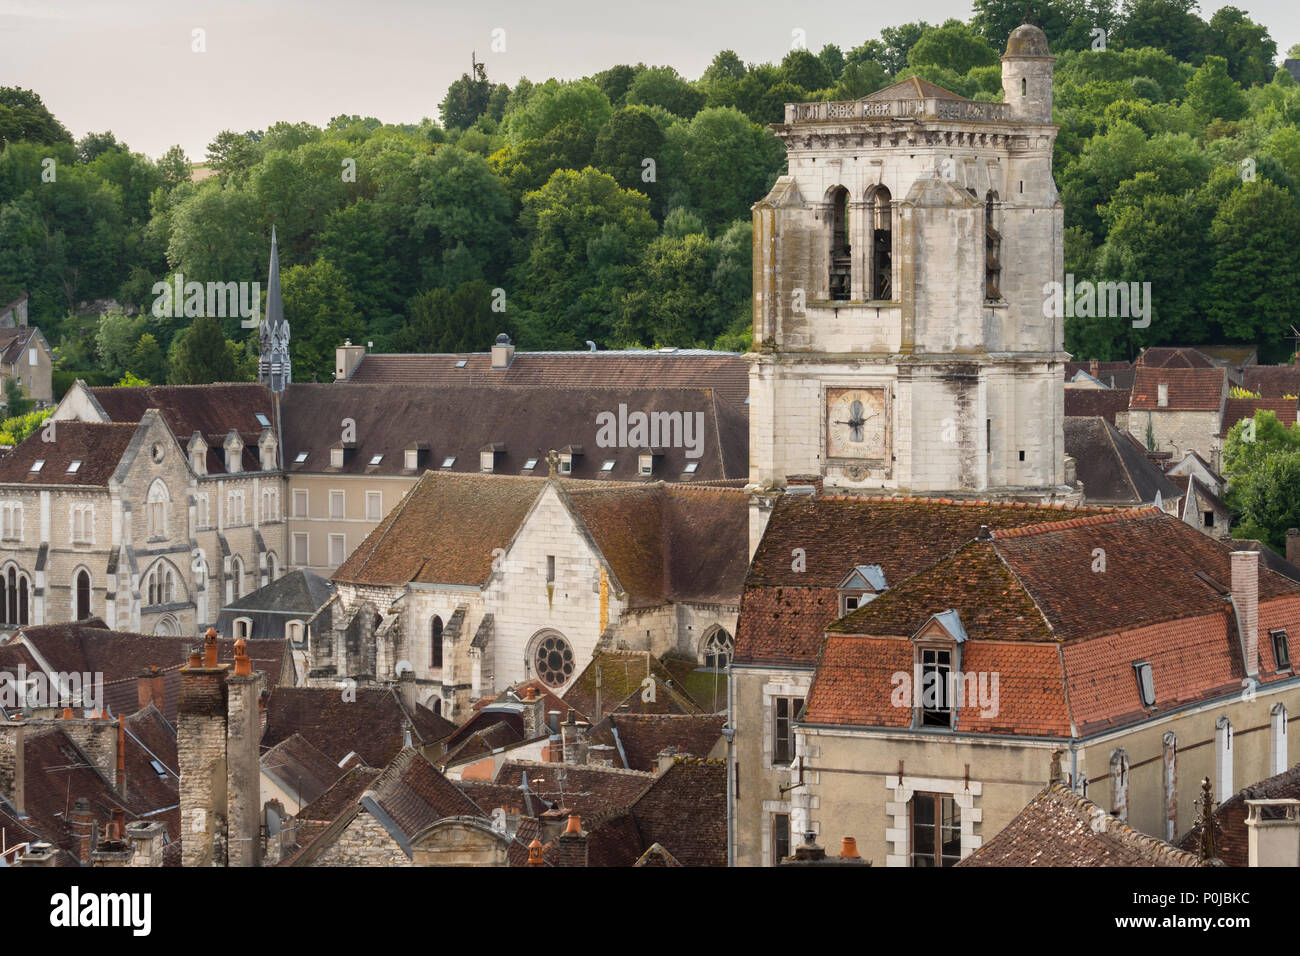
xmin=527 ymin=838 xmax=545 ymax=866
xmin=840 ymin=836 xmax=860 ymax=859
xmin=564 ymin=813 xmax=582 ymax=836
xmin=203 ymin=628 xmax=219 ymax=667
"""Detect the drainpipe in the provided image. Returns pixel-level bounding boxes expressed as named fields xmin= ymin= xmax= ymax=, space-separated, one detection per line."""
xmin=724 ymin=656 xmax=735 ymax=868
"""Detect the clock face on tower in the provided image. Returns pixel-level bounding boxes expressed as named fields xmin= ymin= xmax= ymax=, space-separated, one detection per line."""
xmin=826 ymin=387 xmax=888 ymax=460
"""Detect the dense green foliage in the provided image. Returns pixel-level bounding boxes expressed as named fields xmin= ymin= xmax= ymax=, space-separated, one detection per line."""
xmin=0 ymin=0 xmax=1295 ymax=396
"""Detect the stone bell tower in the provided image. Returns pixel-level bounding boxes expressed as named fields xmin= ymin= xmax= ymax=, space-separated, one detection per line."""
xmin=747 ymin=23 xmax=1079 ymax=551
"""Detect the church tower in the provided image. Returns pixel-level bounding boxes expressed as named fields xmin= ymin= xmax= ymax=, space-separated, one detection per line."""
xmin=258 ymin=227 xmax=291 ymax=393
xmin=748 ymin=24 xmax=1079 ymax=550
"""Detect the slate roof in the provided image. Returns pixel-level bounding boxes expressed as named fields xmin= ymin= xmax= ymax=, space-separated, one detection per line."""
xmin=1063 ymin=388 xmax=1131 ymax=424
xmin=0 ymin=421 xmax=136 ymax=485
xmin=0 ymin=326 xmax=41 ymax=366
xmin=261 ymin=687 xmax=455 ymax=767
xmin=1243 ymin=364 xmax=1300 ymax=398
xmin=623 ymin=758 xmax=726 ymax=867
xmin=1064 ymin=417 xmax=1181 ymax=505
xmin=736 ymin=495 xmax=1116 ymax=667
xmin=223 ymin=569 xmax=333 ymax=615
xmin=1064 ymin=361 xmax=1136 ymax=390
xmin=1136 ymin=347 xmax=1217 ymax=369
xmin=261 ymin=733 xmax=348 ymax=809
xmin=1219 ymin=397 xmax=1298 ymax=437
xmin=1176 ymin=764 xmax=1300 ymax=866
xmin=958 ymin=783 xmax=1203 ymax=867
xmin=362 ymin=747 xmax=486 ymax=843
xmin=1129 ymin=367 xmax=1225 ymax=411
xmin=279 ymin=382 xmax=747 ymax=482
xmin=343 ymin=350 xmax=749 ymax=409
xmin=586 ymin=714 xmax=726 ymax=772
xmin=494 ymin=760 xmax=655 ymax=819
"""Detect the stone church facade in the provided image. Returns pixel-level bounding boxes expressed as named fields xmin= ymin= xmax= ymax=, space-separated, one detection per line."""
xmin=747 ymin=25 xmax=1079 ymax=551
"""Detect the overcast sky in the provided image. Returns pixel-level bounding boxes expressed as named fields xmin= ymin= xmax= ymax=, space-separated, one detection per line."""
xmin=3 ymin=0 xmax=1298 ymax=160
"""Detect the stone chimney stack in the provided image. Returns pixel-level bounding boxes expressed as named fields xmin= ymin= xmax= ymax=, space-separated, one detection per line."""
xmin=335 ymin=340 xmax=366 ymax=381
xmin=179 ymin=631 xmax=230 ymax=867
xmin=490 ymin=333 xmax=515 ymax=370
xmin=16 ymin=842 xmax=57 ymax=866
xmin=561 ymin=713 xmax=590 ymax=765
xmin=137 ymin=666 xmax=165 ymax=712
xmin=58 ymin=711 xmax=119 ymax=789
xmin=69 ymin=797 xmax=96 ymax=866
xmin=0 ymin=719 xmax=25 ymax=816
xmin=550 ymin=812 xmax=588 ymax=867
xmin=1245 ymin=799 xmax=1300 ymax=867
xmin=1232 ymin=550 xmax=1260 ymax=679
xmin=126 ymin=820 xmax=166 ymax=867
xmin=226 ymin=636 xmax=262 ymax=868
xmin=520 ymin=685 xmax=547 ymax=739
xmin=587 ymin=744 xmax=615 ymax=768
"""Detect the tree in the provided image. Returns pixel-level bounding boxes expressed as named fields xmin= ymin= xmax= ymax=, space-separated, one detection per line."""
xmin=0 ymin=87 xmax=73 ymax=146
xmin=157 ymin=145 xmax=191 ymax=188
xmin=817 ymin=44 xmax=846 ymax=81
xmin=907 ymin=20 xmax=1000 ymax=76
xmin=395 ymin=280 xmax=505 ymax=353
xmin=665 ymin=108 xmax=785 ymax=231
xmin=440 ymin=62 xmax=493 ymax=130
xmin=1186 ymin=55 xmax=1248 ymax=122
xmin=779 ymin=50 xmax=833 ymax=92
xmin=128 ymin=333 xmax=167 ymax=384
xmin=1207 ymin=6 xmax=1277 ymax=87
xmin=3 ymin=377 xmax=32 ymax=418
xmin=592 ymin=64 xmax=643 ymax=108
xmin=95 ymin=310 xmax=146 ymax=376
xmin=592 ymin=107 xmax=667 ymax=217
xmin=504 ymin=80 xmax=613 ymax=144
xmin=168 ymin=315 xmax=237 ymax=384
xmin=76 ymin=131 xmax=123 ymax=164
xmin=1226 ymin=442 xmax=1300 ymax=550
xmin=877 ymin=22 xmax=933 ymax=75
xmin=1115 ymin=0 xmax=1210 ymax=65
xmin=204 ymin=130 xmax=261 ymax=180
xmin=626 ymin=67 xmax=706 ymax=118
xmin=278 ymin=259 xmax=365 ymax=382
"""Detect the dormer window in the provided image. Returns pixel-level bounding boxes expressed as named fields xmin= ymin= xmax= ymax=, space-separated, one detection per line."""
xmin=405 ymin=449 xmax=418 ymax=470
xmin=1134 ymin=661 xmax=1156 ymax=707
xmin=910 ymin=610 xmax=966 ymax=730
xmin=330 ymin=447 xmax=344 ymax=468
xmin=225 ymin=434 xmax=244 ymax=474
xmin=481 ymin=451 xmax=495 ymax=471
xmin=560 ymin=456 xmax=572 ymax=474
xmin=919 ymin=648 xmax=953 ymax=726
xmin=1271 ymin=630 xmax=1291 ymax=671
xmin=638 ymin=454 xmax=653 ymax=476
xmin=837 ymin=565 xmax=887 ymax=616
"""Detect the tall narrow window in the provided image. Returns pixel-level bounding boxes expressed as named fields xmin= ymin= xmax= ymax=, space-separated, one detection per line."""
xmin=911 ymin=792 xmax=961 ymax=867
xmin=146 ymin=481 xmax=168 ymax=537
xmin=828 ymin=186 xmax=850 ymax=301
xmin=919 ymin=648 xmax=953 ymax=726
xmin=984 ymin=191 xmax=1001 ymax=300
xmin=870 ymin=187 xmax=893 ymax=300
xmin=546 ymin=555 xmax=556 ymax=584
xmin=773 ymin=696 xmax=804 ymax=766
xmin=772 ymin=813 xmax=791 ymax=865
xmin=430 ymin=615 xmax=444 ymax=669
xmin=76 ymin=570 xmax=91 ymax=620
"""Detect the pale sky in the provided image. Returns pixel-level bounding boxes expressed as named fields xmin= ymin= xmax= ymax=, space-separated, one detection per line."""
xmin=2 ymin=0 xmax=1297 ymax=161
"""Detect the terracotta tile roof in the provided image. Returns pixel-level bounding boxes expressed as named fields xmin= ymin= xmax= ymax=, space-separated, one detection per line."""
xmin=261 ymin=732 xmax=348 ymax=808
xmin=494 ymin=760 xmax=655 ymax=818
xmin=0 ymin=421 xmax=136 ymax=485
xmin=456 ymin=780 xmax=534 ymax=816
xmin=295 ymin=765 xmax=381 ymax=826
xmin=261 ymin=687 xmax=454 ymax=767
xmin=1129 ymin=367 xmax=1225 ymax=411
xmin=958 ymin=783 xmax=1204 ymax=866
xmin=1243 ymin=364 xmax=1300 ymax=397
xmin=625 ymin=758 xmax=726 ymax=866
xmin=562 ymin=651 xmax=703 ymax=721
xmin=1064 ymin=388 xmax=1131 ymax=424
xmin=1219 ymin=397 xmax=1298 ymax=437
xmin=345 ymin=350 xmax=749 ymax=409
xmin=87 ymin=383 xmax=274 ymax=475
xmin=1064 ymin=417 xmax=1180 ymax=505
xmin=280 ymin=382 xmax=747 ymax=482
xmin=737 ymin=496 xmax=1113 ymax=666
xmin=585 ymin=810 xmax=648 ymax=866
xmin=1136 ymin=347 xmax=1217 ymax=369
xmin=363 ymin=747 xmax=485 ymax=841
xmin=586 ymin=714 xmax=726 ymax=771
xmin=1176 ymin=764 xmax=1300 ymax=866
xmin=334 ymin=472 xmax=543 ymax=587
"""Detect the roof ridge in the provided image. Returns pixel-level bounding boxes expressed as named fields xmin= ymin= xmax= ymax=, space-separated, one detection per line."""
xmin=990 ymin=506 xmax=1163 ymax=539
xmin=811 ymin=494 xmax=1115 ymax=513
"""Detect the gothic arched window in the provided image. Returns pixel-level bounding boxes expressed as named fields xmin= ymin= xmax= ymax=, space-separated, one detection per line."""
xmin=430 ymin=615 xmax=444 ymax=669
xmin=701 ymin=627 xmax=734 ymax=669
xmin=869 ymin=186 xmax=893 ymax=300
xmin=146 ymin=480 xmax=169 ymax=538
xmin=985 ymin=191 xmax=1001 ymax=300
xmin=827 ymin=186 xmax=851 ymax=301
xmin=76 ymin=570 xmax=91 ymax=620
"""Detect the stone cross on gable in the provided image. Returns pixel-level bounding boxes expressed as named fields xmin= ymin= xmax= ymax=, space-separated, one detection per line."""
xmin=546 ymin=449 xmax=560 ymax=477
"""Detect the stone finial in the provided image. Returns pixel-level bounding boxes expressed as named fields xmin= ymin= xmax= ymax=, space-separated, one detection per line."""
xmin=546 ymin=449 xmax=560 ymax=478
xmin=1197 ymin=776 xmax=1219 ymax=861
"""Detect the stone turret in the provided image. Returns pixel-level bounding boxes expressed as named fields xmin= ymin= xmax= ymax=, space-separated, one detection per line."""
xmin=1001 ymin=23 xmax=1054 ymax=123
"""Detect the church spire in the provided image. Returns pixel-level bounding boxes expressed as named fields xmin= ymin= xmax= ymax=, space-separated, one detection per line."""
xmin=258 ymin=226 xmax=290 ymax=393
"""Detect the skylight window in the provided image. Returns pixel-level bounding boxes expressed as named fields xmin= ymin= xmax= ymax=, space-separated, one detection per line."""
xmin=294 ymin=452 xmax=308 ymax=464
xmin=601 ymin=460 xmax=615 ymax=472
xmin=455 ymin=359 xmax=468 ymax=368
xmin=369 ymin=454 xmax=383 ymax=466
xmin=683 ymin=462 xmax=699 ymax=474
xmin=30 ymin=460 xmax=43 ymax=473
xmin=66 ymin=461 xmax=81 ymax=474
xmin=1134 ymin=662 xmax=1156 ymax=707
xmin=441 ymin=456 xmax=456 ymax=468
xmin=255 ymin=413 xmax=270 ymax=427
xmin=523 ymin=458 xmax=538 ymax=470
xmin=150 ymin=759 xmax=168 ymax=777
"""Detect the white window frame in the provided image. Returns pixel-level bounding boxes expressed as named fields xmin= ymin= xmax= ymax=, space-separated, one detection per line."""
xmin=329 ymin=490 xmax=345 ymax=520
xmin=70 ymin=504 xmax=94 ymax=545
xmin=292 ymin=488 xmax=309 ymax=518
xmin=292 ymin=532 xmax=309 ymax=566
xmin=0 ymin=502 xmax=20 ymax=541
xmin=328 ymin=533 xmax=346 ymax=567
xmin=366 ymin=491 xmax=382 ymax=521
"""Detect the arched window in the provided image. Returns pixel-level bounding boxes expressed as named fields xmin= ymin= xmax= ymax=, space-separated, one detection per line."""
xmin=4 ymin=566 xmax=30 ymax=626
xmin=76 ymin=570 xmax=91 ymax=620
xmin=827 ymin=186 xmax=851 ymax=301
xmin=430 ymin=615 xmax=444 ymax=669
xmin=530 ymin=630 xmax=575 ymax=688
xmin=869 ymin=186 xmax=893 ymax=300
xmin=145 ymin=560 xmax=183 ymax=608
xmin=985 ymin=191 xmax=1001 ymax=300
xmin=701 ymin=627 xmax=734 ymax=669
xmin=266 ymin=551 xmax=280 ymax=582
xmin=153 ymin=616 xmax=178 ymax=636
xmin=231 ymin=556 xmax=245 ymax=599
xmin=146 ymin=480 xmax=169 ymax=538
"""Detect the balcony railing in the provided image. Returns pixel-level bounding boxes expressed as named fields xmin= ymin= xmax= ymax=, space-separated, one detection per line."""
xmin=787 ymin=98 xmax=1010 ymax=124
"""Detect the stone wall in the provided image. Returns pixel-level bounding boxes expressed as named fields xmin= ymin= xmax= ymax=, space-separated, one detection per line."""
xmin=311 ymin=811 xmax=412 ymax=867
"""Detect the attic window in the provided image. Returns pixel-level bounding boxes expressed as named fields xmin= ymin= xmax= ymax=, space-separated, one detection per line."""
xmin=1272 ymin=630 xmax=1291 ymax=671
xmin=66 ymin=461 xmax=81 ymax=474
xmin=455 ymin=359 xmax=468 ymax=368
xmin=1134 ymin=662 xmax=1156 ymax=707
xmin=255 ymin=413 xmax=270 ymax=427
xmin=369 ymin=454 xmax=383 ymax=466
xmin=441 ymin=456 xmax=456 ymax=469
xmin=683 ymin=462 xmax=699 ymax=475
xmin=523 ymin=457 xmax=538 ymax=471
xmin=560 ymin=457 xmax=572 ymax=474
xmin=600 ymin=460 xmax=616 ymax=472
xmin=29 ymin=460 xmax=43 ymax=473
xmin=294 ymin=452 xmax=308 ymax=464
xmin=150 ymin=759 xmax=167 ymax=778
xmin=639 ymin=454 xmax=653 ymax=476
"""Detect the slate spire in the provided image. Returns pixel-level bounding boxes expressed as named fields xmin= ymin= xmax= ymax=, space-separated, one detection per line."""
xmin=258 ymin=226 xmax=291 ymax=392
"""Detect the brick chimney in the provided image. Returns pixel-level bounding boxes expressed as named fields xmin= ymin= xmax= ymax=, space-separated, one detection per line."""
xmin=550 ymin=812 xmax=588 ymax=867
xmin=0 ymin=719 xmax=24 ymax=816
xmin=1288 ymin=529 xmax=1300 ymax=567
xmin=68 ymin=797 xmax=96 ymax=865
xmin=137 ymin=666 xmax=165 ymax=713
xmin=1231 ymin=551 xmax=1260 ymax=679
